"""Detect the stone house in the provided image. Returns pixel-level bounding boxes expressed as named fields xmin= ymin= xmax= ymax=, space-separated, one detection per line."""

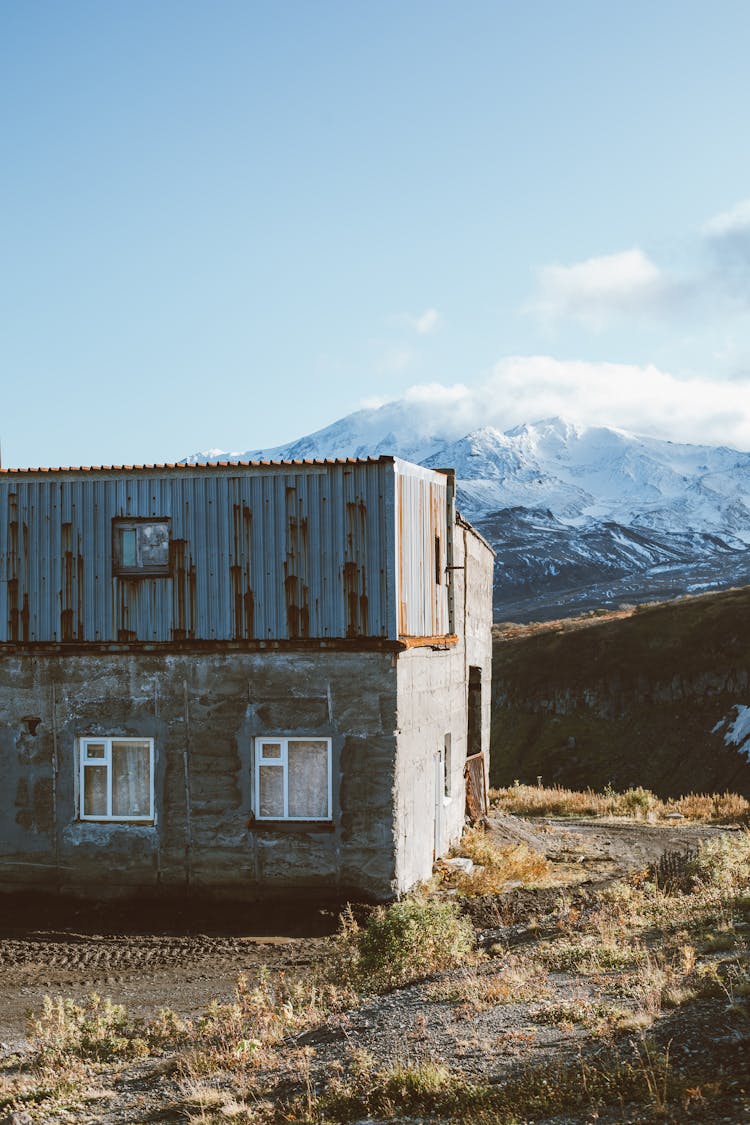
xmin=0 ymin=456 xmax=493 ymax=901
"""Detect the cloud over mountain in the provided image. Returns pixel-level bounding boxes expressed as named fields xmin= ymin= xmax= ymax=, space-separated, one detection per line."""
xmin=362 ymin=359 xmax=750 ymax=453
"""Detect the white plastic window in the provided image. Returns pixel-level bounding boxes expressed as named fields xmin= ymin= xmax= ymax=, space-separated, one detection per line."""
xmin=255 ymin=737 xmax=332 ymax=821
xmin=79 ymin=738 xmax=154 ymax=821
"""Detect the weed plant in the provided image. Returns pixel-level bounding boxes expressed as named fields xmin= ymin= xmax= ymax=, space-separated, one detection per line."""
xmin=28 ymin=993 xmax=189 ymax=1064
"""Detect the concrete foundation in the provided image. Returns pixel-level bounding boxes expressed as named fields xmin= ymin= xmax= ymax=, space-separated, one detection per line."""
xmin=0 ymin=651 xmax=400 ymax=900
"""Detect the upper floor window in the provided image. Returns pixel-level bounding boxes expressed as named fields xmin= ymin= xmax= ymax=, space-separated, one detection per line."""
xmin=79 ymin=737 xmax=154 ymax=822
xmin=113 ymin=519 xmax=170 ymax=576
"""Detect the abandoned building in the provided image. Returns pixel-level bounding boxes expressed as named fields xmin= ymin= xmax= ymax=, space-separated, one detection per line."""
xmin=0 ymin=456 xmax=493 ymax=901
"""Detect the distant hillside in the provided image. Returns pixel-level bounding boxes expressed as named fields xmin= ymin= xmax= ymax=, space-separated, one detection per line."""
xmin=490 ymin=586 xmax=750 ymax=797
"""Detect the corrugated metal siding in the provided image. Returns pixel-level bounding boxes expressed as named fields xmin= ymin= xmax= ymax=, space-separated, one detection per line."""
xmin=394 ymin=461 xmax=450 ymax=637
xmin=0 ymin=461 xmax=402 ymax=643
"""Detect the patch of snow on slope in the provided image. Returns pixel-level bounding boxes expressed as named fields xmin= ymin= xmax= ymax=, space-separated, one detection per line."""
xmin=713 ymin=706 xmax=750 ymax=760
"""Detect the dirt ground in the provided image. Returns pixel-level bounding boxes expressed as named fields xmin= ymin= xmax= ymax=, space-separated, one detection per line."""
xmin=0 ymin=817 xmax=727 ymax=1056
xmin=0 ymin=902 xmax=336 ymax=1057
xmin=0 ymin=816 xmax=747 ymax=1123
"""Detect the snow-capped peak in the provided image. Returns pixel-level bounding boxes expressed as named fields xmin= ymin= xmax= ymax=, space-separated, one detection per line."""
xmin=185 ymin=404 xmax=750 ymax=539
xmin=185 ymin=398 xmax=750 ymax=618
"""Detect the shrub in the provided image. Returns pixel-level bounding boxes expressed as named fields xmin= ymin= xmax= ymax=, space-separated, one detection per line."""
xmin=29 ymin=994 xmax=148 ymax=1062
xmin=336 ymin=896 xmax=474 ymax=992
xmin=321 ymin=1057 xmax=480 ymax=1121
xmin=620 ymin=786 xmax=657 ymax=816
xmin=684 ymin=832 xmax=750 ymax=894
xmin=425 ymin=957 xmax=547 ymax=1008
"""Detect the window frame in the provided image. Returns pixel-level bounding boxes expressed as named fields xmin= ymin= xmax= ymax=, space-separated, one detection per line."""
xmin=78 ymin=736 xmax=155 ymax=823
xmin=443 ymin=732 xmax=452 ymax=799
xmin=112 ymin=518 xmax=171 ymax=577
xmin=254 ymin=736 xmax=333 ymax=822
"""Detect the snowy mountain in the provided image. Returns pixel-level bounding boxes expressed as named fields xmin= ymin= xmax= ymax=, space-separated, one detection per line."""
xmin=184 ymin=399 xmax=457 ymax=467
xmin=187 ymin=408 xmax=750 ymax=622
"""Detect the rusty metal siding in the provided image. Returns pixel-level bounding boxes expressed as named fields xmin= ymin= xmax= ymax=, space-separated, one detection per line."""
xmin=394 ymin=460 xmax=450 ymax=637
xmin=0 ymin=461 xmax=409 ymax=644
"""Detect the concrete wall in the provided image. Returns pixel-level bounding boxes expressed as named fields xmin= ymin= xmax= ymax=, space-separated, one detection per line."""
xmin=392 ymin=522 xmax=494 ymax=892
xmin=0 ymin=650 xmax=399 ymax=901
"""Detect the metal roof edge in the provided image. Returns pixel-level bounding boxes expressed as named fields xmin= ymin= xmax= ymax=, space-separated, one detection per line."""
xmin=456 ymin=512 xmax=496 ymax=557
xmin=391 ymin=457 xmax=453 ymax=484
xmin=0 ymin=454 xmax=398 ymax=478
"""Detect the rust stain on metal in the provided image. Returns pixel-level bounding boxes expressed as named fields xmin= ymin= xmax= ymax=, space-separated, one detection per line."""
xmin=244 ymin=587 xmax=255 ymax=639
xmin=171 ymin=538 xmax=197 ymax=641
xmin=77 ymin=535 xmax=84 ymax=641
xmin=284 ymin=573 xmax=300 ymax=638
xmin=0 ymin=455 xmax=388 ymax=476
xmin=283 ymin=488 xmax=310 ymax=640
xmin=229 ymin=502 xmax=255 ymax=640
xmin=344 ymin=499 xmax=368 ymax=638
xmin=20 ymin=592 xmax=30 ymax=642
xmin=7 ymin=492 xmax=18 ymax=641
xmin=61 ymin=522 xmax=74 ymax=641
xmin=116 ymin=577 xmax=138 ymax=642
xmin=7 ymin=579 xmax=19 ymax=642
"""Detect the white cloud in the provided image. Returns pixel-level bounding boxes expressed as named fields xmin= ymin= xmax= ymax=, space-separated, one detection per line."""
xmin=704 ymin=199 xmax=750 ymax=238
xmin=377 ymin=357 xmax=750 ymax=451
xmin=531 ymin=249 xmax=669 ymax=327
xmin=413 ymin=308 xmax=440 ymax=335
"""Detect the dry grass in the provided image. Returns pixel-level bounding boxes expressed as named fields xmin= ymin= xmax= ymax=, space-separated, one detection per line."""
xmin=177 ymin=968 xmax=356 ymax=1077
xmin=443 ymin=824 xmax=551 ymax=894
xmin=318 ymin=1042 xmax=686 ymax=1123
xmin=491 ymin=783 xmax=750 ymax=823
xmin=425 ymin=956 xmax=548 ymax=1009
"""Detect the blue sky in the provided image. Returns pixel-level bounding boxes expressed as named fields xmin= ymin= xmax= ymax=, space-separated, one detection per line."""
xmin=3 ymin=0 xmax=750 ymax=466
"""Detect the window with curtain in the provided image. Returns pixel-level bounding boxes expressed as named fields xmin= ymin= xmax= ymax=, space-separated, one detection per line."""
xmin=79 ymin=738 xmax=154 ymax=821
xmin=255 ymin=737 xmax=331 ymax=821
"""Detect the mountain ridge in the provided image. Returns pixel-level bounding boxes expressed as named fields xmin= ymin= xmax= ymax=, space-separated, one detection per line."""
xmin=186 ymin=404 xmax=750 ymax=621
